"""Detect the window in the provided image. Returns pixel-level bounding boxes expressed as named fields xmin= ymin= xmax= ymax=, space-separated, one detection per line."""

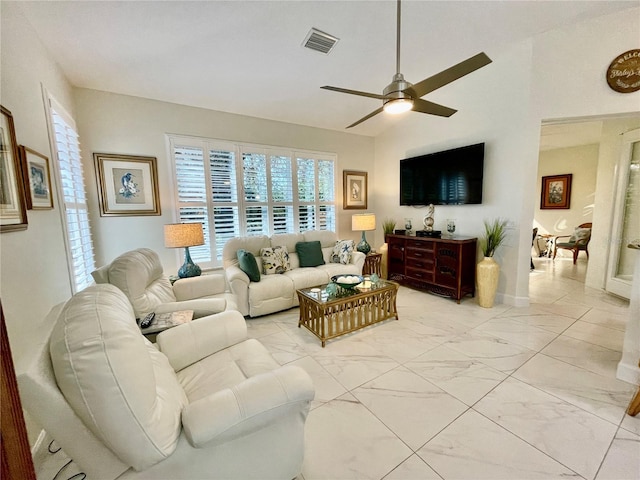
xmin=169 ymin=136 xmax=336 ymax=268
xmin=45 ymin=95 xmax=96 ymax=292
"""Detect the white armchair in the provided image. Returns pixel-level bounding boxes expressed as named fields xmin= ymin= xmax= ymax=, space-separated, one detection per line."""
xmin=92 ymin=247 xmax=237 ymax=318
xmin=18 ymin=284 xmax=314 ymax=479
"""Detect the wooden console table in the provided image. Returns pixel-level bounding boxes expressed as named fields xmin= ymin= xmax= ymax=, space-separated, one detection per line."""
xmin=386 ymin=234 xmax=477 ymax=303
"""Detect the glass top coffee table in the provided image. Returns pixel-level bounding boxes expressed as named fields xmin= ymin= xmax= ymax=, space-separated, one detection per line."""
xmin=297 ymin=278 xmax=399 ymax=347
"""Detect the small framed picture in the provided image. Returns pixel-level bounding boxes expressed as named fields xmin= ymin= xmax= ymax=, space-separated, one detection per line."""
xmin=0 ymin=105 xmax=28 ymax=232
xmin=540 ymin=174 xmax=572 ymax=210
xmin=19 ymin=146 xmax=53 ymax=210
xmin=343 ymin=170 xmax=368 ymax=210
xmin=94 ymin=153 xmax=161 ymax=216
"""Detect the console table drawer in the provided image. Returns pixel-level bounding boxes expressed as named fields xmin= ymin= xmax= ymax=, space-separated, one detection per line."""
xmin=406 ymin=246 xmax=433 ymax=260
xmin=406 ymin=257 xmax=433 ymax=271
xmin=406 ymin=268 xmax=434 ymax=282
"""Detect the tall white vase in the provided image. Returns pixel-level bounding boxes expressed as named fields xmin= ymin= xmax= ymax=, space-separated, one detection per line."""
xmin=477 ymin=256 xmax=499 ymax=308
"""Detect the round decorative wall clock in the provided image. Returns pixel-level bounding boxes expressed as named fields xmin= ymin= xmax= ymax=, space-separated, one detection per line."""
xmin=606 ymin=49 xmax=640 ymax=93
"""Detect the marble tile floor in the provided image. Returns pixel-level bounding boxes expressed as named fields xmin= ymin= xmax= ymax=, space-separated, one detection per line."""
xmin=251 ymin=256 xmax=640 ymax=480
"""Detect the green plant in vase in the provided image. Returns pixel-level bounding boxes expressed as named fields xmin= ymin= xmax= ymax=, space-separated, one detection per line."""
xmin=382 ymin=218 xmax=396 ymax=235
xmin=480 ymin=218 xmax=509 ymax=257
xmin=477 ymin=218 xmax=509 ymax=308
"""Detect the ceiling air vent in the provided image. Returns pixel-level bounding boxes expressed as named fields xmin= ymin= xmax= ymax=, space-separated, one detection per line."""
xmin=303 ymin=28 xmax=339 ymax=54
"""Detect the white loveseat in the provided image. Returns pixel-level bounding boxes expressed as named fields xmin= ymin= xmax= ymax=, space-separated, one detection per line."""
xmin=223 ymin=230 xmax=365 ymax=317
xmin=17 ymin=284 xmax=314 ymax=479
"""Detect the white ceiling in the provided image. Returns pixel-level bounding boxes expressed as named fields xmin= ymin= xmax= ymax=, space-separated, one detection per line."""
xmin=15 ymin=0 xmax=638 ymax=137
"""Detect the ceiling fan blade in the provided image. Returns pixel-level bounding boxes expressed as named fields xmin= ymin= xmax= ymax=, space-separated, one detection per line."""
xmin=412 ymin=98 xmax=457 ymax=117
xmin=321 ymin=85 xmax=386 ymax=100
xmin=346 ymin=107 xmax=384 ymax=129
xmin=406 ymin=52 xmax=492 ymax=99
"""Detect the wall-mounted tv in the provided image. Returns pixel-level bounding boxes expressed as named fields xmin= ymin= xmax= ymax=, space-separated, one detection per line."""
xmin=400 ymin=143 xmax=484 ymax=205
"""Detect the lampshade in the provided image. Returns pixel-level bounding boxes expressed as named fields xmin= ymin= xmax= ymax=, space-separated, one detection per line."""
xmin=383 ymin=98 xmax=413 ymax=114
xmin=164 ymin=223 xmax=204 ymax=248
xmin=352 ymin=213 xmax=376 ymax=232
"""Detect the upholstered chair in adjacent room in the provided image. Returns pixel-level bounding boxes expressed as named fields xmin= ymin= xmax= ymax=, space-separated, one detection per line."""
xmin=553 ymin=223 xmax=592 ymax=264
xmin=92 ymin=248 xmax=236 ymax=318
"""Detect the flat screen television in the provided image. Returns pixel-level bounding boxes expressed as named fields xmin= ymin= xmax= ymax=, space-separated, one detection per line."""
xmin=400 ymin=143 xmax=484 ymax=205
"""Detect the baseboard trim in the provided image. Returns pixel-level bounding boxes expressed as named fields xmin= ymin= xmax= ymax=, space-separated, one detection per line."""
xmin=496 ymin=293 xmax=530 ymax=307
xmin=617 ymin=361 xmax=640 ymax=385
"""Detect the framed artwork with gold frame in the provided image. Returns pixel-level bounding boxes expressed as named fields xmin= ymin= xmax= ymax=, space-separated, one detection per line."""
xmin=0 ymin=106 xmax=28 ymax=232
xmin=94 ymin=153 xmax=161 ymax=216
xmin=343 ymin=170 xmax=368 ymax=210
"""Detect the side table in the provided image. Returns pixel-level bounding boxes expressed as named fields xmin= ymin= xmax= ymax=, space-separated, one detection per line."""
xmin=363 ymin=252 xmax=382 ymax=276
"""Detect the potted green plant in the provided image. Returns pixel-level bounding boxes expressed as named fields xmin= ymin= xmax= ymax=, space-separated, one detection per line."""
xmin=477 ymin=218 xmax=509 ymax=308
xmin=379 ymin=218 xmax=396 ymax=279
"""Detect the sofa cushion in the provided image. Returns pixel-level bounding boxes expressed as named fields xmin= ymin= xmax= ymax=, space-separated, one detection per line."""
xmin=331 ymin=239 xmax=355 ymax=264
xmin=237 ymin=249 xmax=260 ymax=282
xmin=296 ymin=241 xmax=325 ymax=267
xmin=283 ymin=268 xmax=329 ymax=290
xmin=49 ymin=284 xmax=187 ymax=471
xmin=261 ymin=245 xmax=290 ymax=274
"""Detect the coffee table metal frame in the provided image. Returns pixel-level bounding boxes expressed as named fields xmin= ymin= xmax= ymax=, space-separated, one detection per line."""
xmin=297 ymin=280 xmax=399 ymax=347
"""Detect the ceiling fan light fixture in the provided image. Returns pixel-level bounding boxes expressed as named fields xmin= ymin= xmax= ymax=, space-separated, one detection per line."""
xmin=383 ymin=98 xmax=413 ymax=114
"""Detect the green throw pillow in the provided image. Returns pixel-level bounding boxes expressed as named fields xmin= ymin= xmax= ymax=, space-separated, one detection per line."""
xmin=296 ymin=241 xmax=325 ymax=267
xmin=237 ymin=249 xmax=260 ymax=282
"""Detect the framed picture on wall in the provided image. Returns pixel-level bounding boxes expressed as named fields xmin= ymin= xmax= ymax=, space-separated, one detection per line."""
xmin=0 ymin=105 xmax=28 ymax=232
xmin=94 ymin=153 xmax=161 ymax=216
xmin=19 ymin=146 xmax=54 ymax=210
xmin=540 ymin=173 xmax=572 ymax=209
xmin=343 ymin=170 xmax=368 ymax=210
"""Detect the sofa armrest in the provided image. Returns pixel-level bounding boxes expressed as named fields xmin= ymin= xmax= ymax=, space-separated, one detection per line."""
xmin=351 ymin=251 xmax=366 ymax=274
xmin=182 ymin=365 xmax=314 ymax=448
xmin=224 ymin=265 xmax=250 ymax=316
xmin=173 ymin=274 xmax=227 ymax=301
xmin=155 ymin=298 xmax=227 ymax=319
xmin=156 ymin=311 xmax=247 ymax=371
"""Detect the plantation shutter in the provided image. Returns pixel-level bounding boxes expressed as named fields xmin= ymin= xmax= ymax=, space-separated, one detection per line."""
xmin=210 ymin=148 xmax=240 ymax=259
xmin=174 ymin=145 xmax=211 ymax=263
xmin=169 ymin=136 xmax=336 ymax=266
xmin=318 ymin=159 xmax=335 ymax=231
xmin=49 ymin=99 xmax=96 ymax=292
xmin=297 ymin=157 xmax=316 ymax=231
xmin=270 ymin=154 xmax=294 ymax=233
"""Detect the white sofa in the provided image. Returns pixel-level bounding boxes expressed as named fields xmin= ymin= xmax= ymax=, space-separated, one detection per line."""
xmin=223 ymin=230 xmax=365 ymax=317
xmin=17 ymin=284 xmax=314 ymax=480
xmin=92 ymin=248 xmax=237 ymax=318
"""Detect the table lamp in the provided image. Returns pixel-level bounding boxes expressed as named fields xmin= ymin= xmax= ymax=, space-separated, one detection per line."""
xmin=164 ymin=223 xmax=205 ymax=278
xmin=352 ymin=213 xmax=376 ymax=254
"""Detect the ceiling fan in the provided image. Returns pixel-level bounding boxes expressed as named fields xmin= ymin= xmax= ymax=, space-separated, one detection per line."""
xmin=321 ymin=0 xmax=492 ymax=129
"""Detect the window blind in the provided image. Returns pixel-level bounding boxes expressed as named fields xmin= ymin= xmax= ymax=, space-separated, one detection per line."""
xmin=49 ymin=100 xmax=96 ymax=292
xmin=169 ymin=136 xmax=336 ymax=266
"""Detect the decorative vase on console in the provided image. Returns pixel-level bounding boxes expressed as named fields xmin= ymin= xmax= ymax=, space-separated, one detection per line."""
xmin=380 ymin=218 xmax=396 ymax=279
xmin=477 ymin=218 xmax=508 ymax=308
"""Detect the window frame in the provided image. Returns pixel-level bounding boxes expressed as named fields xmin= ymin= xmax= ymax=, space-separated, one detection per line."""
xmin=43 ymin=89 xmax=96 ymax=293
xmin=168 ymin=135 xmax=337 ymax=268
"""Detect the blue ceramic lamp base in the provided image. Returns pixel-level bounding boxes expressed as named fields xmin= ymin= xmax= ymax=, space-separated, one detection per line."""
xmin=177 ymin=247 xmax=202 ymax=278
xmin=356 ymin=231 xmax=371 ymax=254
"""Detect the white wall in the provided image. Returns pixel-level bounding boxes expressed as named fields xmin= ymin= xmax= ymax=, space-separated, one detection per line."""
xmin=74 ymin=89 xmax=375 ymax=272
xmin=0 ymin=3 xmax=76 ymax=365
xmin=372 ymin=6 xmax=639 ymax=306
xmin=534 ymin=144 xmax=599 ymax=241
xmin=373 ymin=40 xmax=540 ymax=306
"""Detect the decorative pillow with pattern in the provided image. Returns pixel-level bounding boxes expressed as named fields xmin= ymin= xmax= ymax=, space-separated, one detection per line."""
xmin=260 ymin=245 xmax=290 ymax=274
xmin=331 ymin=239 xmax=355 ymax=265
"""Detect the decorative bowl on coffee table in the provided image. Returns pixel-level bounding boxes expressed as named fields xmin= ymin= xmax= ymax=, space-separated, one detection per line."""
xmin=331 ymin=274 xmax=363 ymax=289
